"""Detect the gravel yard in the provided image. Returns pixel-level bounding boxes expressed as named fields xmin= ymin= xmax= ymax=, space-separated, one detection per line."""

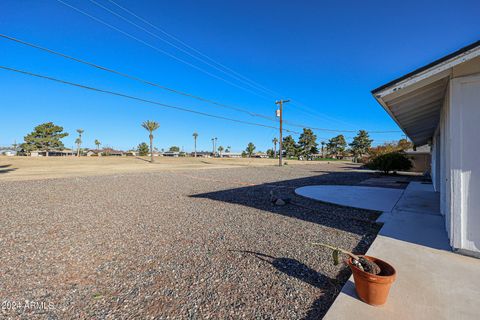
xmin=0 ymin=163 xmax=383 ymax=319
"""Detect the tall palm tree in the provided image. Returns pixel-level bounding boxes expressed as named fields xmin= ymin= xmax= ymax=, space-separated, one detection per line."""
xmin=192 ymin=132 xmax=198 ymax=157
xmin=218 ymin=146 xmax=224 ymax=157
xmin=141 ymin=120 xmax=160 ymax=163
xmin=95 ymin=139 xmax=101 ymax=151
xmin=76 ymin=129 xmax=84 ymax=156
xmin=272 ymin=137 xmax=278 ymax=158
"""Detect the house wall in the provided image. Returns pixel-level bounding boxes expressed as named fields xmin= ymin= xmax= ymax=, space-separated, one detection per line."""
xmin=432 ymin=70 xmax=480 ymax=256
xmin=448 ymin=73 xmax=480 ymax=255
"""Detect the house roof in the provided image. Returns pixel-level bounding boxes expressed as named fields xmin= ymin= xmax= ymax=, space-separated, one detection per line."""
xmin=372 ymin=40 xmax=480 ymax=94
xmin=371 ymin=40 xmax=480 ymax=146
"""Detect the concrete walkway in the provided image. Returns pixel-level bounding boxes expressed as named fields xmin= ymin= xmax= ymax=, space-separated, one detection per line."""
xmin=295 ymin=185 xmax=404 ymax=212
xmin=322 ymin=182 xmax=480 ymax=319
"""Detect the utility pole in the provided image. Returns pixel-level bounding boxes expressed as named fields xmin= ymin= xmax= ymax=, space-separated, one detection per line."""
xmin=211 ymin=138 xmax=215 ymax=156
xmin=214 ymin=137 xmax=217 ymax=157
xmin=275 ymin=99 xmax=290 ymax=166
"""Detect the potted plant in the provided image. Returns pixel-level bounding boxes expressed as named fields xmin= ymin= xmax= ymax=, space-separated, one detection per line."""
xmin=313 ymin=243 xmax=396 ymax=306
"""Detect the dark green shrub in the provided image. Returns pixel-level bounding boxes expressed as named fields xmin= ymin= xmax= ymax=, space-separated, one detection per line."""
xmin=366 ymin=152 xmax=412 ymax=174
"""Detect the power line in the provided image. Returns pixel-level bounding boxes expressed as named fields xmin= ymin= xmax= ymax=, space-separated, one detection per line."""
xmin=0 ymin=33 xmax=277 ymax=122
xmin=0 ymin=65 xmax=302 ymax=134
xmin=0 ymin=33 xmax=399 ymax=134
xmin=89 ymin=0 xmax=277 ymax=98
xmin=57 ymin=0 xmax=370 ymax=128
xmin=55 ymin=0 xmax=273 ymax=101
xmin=106 ymin=0 xmax=280 ymax=98
xmin=103 ymin=0 xmax=358 ymax=127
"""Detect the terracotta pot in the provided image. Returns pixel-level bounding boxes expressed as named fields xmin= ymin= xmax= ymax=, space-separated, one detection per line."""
xmin=347 ymin=255 xmax=396 ymax=306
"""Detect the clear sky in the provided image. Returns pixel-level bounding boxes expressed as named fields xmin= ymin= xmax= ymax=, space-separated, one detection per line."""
xmin=1 ymin=0 xmax=479 ymax=152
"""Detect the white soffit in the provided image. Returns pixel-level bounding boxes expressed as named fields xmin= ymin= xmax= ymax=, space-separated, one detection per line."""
xmin=372 ymin=42 xmax=480 ymax=146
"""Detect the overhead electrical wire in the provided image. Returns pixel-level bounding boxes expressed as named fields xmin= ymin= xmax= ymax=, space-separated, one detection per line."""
xmin=101 ymin=0 xmax=359 ymax=127
xmin=88 ymin=0 xmax=276 ymax=99
xmin=0 ymin=33 xmax=400 ymax=135
xmin=0 ymin=65 xmax=303 ymax=134
xmin=55 ymin=0 xmax=273 ymax=101
xmin=0 ymin=34 xmax=277 ymax=122
xmin=106 ymin=0 xmax=280 ymax=98
xmin=58 ymin=0 xmax=377 ymax=129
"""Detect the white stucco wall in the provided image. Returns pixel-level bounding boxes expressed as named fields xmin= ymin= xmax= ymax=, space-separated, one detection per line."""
xmin=432 ymin=72 xmax=480 ymax=256
xmin=449 ymin=74 xmax=480 ymax=254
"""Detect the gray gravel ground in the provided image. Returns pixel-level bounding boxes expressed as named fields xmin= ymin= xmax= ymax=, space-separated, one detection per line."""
xmin=0 ymin=163 xmax=384 ymax=319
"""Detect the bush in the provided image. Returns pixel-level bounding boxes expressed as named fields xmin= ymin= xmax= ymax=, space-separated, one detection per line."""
xmin=366 ymin=152 xmax=412 ymax=174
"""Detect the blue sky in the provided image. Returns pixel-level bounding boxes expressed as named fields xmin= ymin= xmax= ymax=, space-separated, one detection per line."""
xmin=1 ymin=0 xmax=479 ymax=152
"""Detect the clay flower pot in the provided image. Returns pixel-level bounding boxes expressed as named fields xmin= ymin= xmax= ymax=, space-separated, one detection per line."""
xmin=347 ymin=255 xmax=396 ymax=306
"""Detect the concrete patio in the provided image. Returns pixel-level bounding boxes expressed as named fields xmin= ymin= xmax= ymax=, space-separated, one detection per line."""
xmin=297 ymin=182 xmax=480 ymax=319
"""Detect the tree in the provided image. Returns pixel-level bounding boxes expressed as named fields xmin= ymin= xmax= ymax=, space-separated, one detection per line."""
xmin=245 ymin=142 xmax=256 ymax=157
xmin=22 ymin=122 xmax=68 ymax=156
xmin=218 ymin=146 xmax=224 ymax=156
xmin=225 ymin=146 xmax=231 ymax=153
xmin=76 ymin=129 xmax=84 ymax=157
xmin=350 ymin=130 xmax=373 ymax=162
xmin=169 ymin=146 xmax=180 ymax=152
xmin=266 ymin=148 xmax=274 ymax=158
xmin=369 ymin=139 xmax=413 ymax=158
xmin=282 ymin=135 xmax=297 ymax=158
xmin=95 ymin=139 xmax=101 ymax=151
xmin=327 ymin=135 xmax=347 ymax=158
xmin=397 ymin=138 xmax=413 ymax=151
xmin=75 ymin=137 xmax=82 ymax=156
xmin=192 ymin=132 xmax=198 ymax=157
xmin=137 ymin=142 xmax=149 ymax=156
xmin=272 ymin=137 xmax=278 ymax=158
xmin=321 ymin=141 xmax=326 ymax=158
xmin=141 ymin=120 xmax=160 ymax=163
xmin=366 ymin=152 xmax=412 ymax=174
xmin=298 ymin=128 xmax=318 ymax=159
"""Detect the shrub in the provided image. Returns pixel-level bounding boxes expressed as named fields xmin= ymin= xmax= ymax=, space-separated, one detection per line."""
xmin=366 ymin=152 xmax=412 ymax=174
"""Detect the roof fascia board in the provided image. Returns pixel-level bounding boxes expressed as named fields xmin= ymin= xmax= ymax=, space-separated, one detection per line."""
xmin=374 ymin=47 xmax=480 ymax=100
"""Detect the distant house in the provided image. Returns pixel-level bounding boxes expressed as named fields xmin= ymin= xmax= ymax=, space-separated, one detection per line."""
xmin=404 ymin=145 xmax=431 ymax=173
xmin=0 ymin=149 xmax=16 ymax=156
xmin=86 ymin=150 xmax=99 ymax=156
xmin=221 ymin=152 xmax=242 ymax=158
xmin=125 ymin=150 xmax=137 ymax=156
xmin=253 ymin=152 xmax=269 ymax=159
xmin=99 ymin=148 xmax=125 ymax=156
xmin=30 ymin=149 xmax=74 ymax=157
xmin=190 ymin=151 xmax=212 ymax=158
xmin=162 ymin=151 xmax=180 ymax=157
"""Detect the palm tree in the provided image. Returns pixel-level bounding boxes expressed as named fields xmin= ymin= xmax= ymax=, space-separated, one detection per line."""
xmin=95 ymin=139 xmax=101 ymax=151
xmin=141 ymin=120 xmax=160 ymax=163
xmin=272 ymin=137 xmax=278 ymax=158
xmin=76 ymin=129 xmax=84 ymax=156
xmin=192 ymin=132 xmax=198 ymax=157
xmin=218 ymin=146 xmax=224 ymax=157
xmin=321 ymin=141 xmax=326 ymax=158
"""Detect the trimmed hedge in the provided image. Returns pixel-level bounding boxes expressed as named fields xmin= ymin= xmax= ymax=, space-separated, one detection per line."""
xmin=366 ymin=152 xmax=412 ymax=174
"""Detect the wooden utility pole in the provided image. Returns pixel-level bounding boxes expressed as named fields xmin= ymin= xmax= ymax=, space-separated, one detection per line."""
xmin=275 ymin=99 xmax=290 ymax=166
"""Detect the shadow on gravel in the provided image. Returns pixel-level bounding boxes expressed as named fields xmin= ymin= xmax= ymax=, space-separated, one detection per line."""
xmin=193 ymin=171 xmax=382 ymax=318
xmin=0 ymin=164 xmax=16 ymax=174
xmin=191 ymin=170 xmax=382 ymax=234
xmin=232 ymin=250 xmax=356 ymax=319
